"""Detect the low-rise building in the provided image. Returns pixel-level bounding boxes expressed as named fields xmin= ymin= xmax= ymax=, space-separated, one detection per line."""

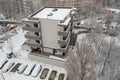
xmin=22 ymin=7 xmax=75 ymax=57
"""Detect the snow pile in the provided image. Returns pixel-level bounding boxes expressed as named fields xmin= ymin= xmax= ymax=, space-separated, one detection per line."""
xmin=2 ymin=27 xmax=26 ymax=57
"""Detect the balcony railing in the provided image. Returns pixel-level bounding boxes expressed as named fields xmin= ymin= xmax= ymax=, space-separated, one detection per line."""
xmin=25 ymin=41 xmax=41 ymax=48
xmin=22 ymin=18 xmax=39 ymax=23
xmin=25 ymin=33 xmax=41 ymax=40
xmin=58 ymin=32 xmax=70 ymax=46
xmin=23 ymin=26 xmax=40 ymax=32
xmin=58 ymin=23 xmax=71 ymax=37
xmin=57 ymin=35 xmax=70 ymax=53
xmin=57 ymin=44 xmax=69 ymax=53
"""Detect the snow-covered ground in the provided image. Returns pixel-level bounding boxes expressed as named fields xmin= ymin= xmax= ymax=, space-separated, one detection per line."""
xmin=0 ymin=27 xmax=67 ymax=80
xmin=0 ymin=50 xmax=67 ymax=80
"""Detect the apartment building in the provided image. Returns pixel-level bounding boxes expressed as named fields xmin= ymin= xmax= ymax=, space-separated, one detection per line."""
xmin=22 ymin=0 xmax=33 ymax=16
xmin=48 ymin=0 xmax=79 ymax=7
xmin=22 ymin=7 xmax=75 ymax=56
xmin=11 ymin=0 xmax=23 ymax=14
xmin=11 ymin=0 xmax=33 ymax=16
xmin=48 ymin=0 xmax=99 ymax=7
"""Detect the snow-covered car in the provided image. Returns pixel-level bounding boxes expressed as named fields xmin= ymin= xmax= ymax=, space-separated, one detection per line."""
xmin=17 ymin=63 xmax=28 ymax=74
xmin=40 ymin=68 xmax=49 ymax=79
xmin=0 ymin=59 xmax=8 ymax=69
xmin=23 ymin=63 xmax=36 ymax=76
xmin=31 ymin=64 xmax=42 ymax=77
xmin=48 ymin=70 xmax=57 ymax=80
xmin=2 ymin=61 xmax=15 ymax=73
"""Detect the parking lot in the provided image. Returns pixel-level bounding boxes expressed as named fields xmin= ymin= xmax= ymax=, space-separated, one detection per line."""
xmin=0 ymin=55 xmax=67 ymax=80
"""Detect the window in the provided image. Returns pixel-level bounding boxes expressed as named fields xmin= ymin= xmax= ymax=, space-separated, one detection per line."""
xmin=26 ymin=24 xmax=30 ymax=27
xmin=62 ymin=53 xmax=65 ymax=56
xmin=35 ymin=32 xmax=39 ymax=36
xmin=34 ymin=23 xmax=38 ymax=28
xmin=36 ymin=40 xmax=40 ymax=44
xmin=53 ymin=49 xmax=57 ymax=55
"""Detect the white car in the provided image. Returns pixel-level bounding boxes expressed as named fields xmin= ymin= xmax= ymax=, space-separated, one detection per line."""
xmin=2 ymin=61 xmax=15 ymax=73
xmin=31 ymin=64 xmax=42 ymax=77
xmin=0 ymin=59 xmax=8 ymax=69
xmin=23 ymin=63 xmax=36 ymax=76
xmin=17 ymin=63 xmax=28 ymax=74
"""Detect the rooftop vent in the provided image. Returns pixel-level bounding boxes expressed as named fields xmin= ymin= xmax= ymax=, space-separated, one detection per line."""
xmin=52 ymin=8 xmax=58 ymax=12
xmin=47 ymin=12 xmax=53 ymax=16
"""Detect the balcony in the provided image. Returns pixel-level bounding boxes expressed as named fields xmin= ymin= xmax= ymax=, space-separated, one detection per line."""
xmin=25 ymin=33 xmax=41 ymax=40
xmin=22 ymin=18 xmax=39 ymax=23
xmin=23 ymin=26 xmax=40 ymax=32
xmin=58 ymin=32 xmax=70 ymax=46
xmin=58 ymin=23 xmax=71 ymax=37
xmin=58 ymin=17 xmax=71 ymax=27
xmin=25 ymin=41 xmax=41 ymax=48
xmin=58 ymin=36 xmax=70 ymax=53
xmin=57 ymin=44 xmax=69 ymax=53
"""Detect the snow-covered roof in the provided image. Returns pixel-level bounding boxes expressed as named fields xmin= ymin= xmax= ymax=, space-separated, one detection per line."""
xmin=32 ymin=7 xmax=72 ymax=20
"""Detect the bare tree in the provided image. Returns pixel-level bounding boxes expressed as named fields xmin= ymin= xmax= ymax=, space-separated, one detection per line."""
xmin=86 ymin=32 xmax=120 ymax=79
xmin=99 ymin=38 xmax=120 ymax=80
xmin=93 ymin=24 xmax=104 ymax=33
xmin=117 ymin=13 xmax=120 ymax=24
xmin=41 ymin=0 xmax=49 ymax=6
xmin=67 ymin=40 xmax=95 ymax=80
xmin=75 ymin=0 xmax=100 ymax=20
xmin=105 ymin=13 xmax=113 ymax=27
xmin=68 ymin=30 xmax=120 ymax=80
xmin=85 ymin=33 xmax=105 ymax=55
xmin=100 ymin=39 xmax=115 ymax=76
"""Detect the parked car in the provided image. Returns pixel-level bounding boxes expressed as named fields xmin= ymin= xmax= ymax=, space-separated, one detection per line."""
xmin=11 ymin=63 xmax=21 ymax=72
xmin=58 ymin=73 xmax=65 ymax=80
xmin=6 ymin=52 xmax=13 ymax=59
xmin=17 ymin=63 xmax=28 ymax=74
xmin=0 ymin=59 xmax=8 ymax=69
xmin=40 ymin=68 xmax=49 ymax=79
xmin=48 ymin=70 xmax=57 ymax=80
xmin=23 ymin=63 xmax=36 ymax=76
xmin=2 ymin=61 xmax=15 ymax=73
xmin=31 ymin=64 xmax=42 ymax=77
